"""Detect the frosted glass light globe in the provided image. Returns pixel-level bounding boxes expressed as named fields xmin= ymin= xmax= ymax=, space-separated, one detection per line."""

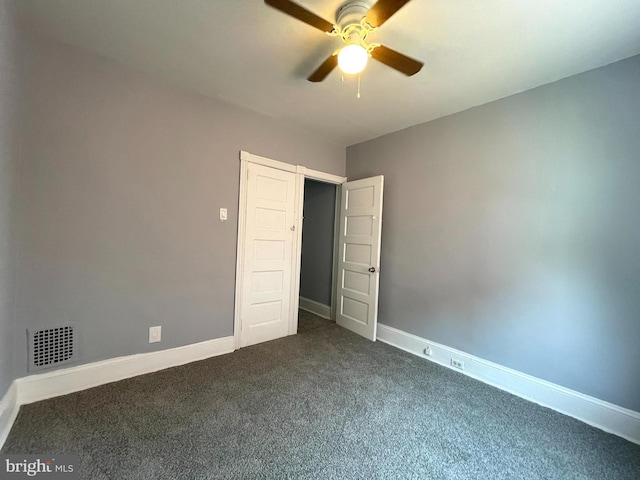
xmin=338 ymin=44 xmax=368 ymax=75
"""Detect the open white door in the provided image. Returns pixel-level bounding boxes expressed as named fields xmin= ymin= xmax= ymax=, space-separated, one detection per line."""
xmin=240 ymin=163 xmax=297 ymax=347
xmin=336 ymin=176 xmax=384 ymax=341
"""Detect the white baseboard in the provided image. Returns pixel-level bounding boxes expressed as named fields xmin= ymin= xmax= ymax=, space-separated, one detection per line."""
xmin=17 ymin=336 xmax=235 ymax=405
xmin=0 ymin=336 xmax=234 ymax=449
xmin=299 ymin=296 xmax=331 ymax=320
xmin=0 ymin=382 xmax=19 ymax=448
xmin=377 ymin=323 xmax=640 ymax=445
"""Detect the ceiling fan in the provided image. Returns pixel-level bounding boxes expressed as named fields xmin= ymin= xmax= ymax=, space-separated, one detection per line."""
xmin=264 ymin=0 xmax=424 ymax=82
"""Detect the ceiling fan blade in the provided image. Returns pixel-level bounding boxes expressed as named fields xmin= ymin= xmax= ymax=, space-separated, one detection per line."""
xmin=371 ymin=45 xmax=423 ymax=76
xmin=308 ymin=55 xmax=338 ymax=82
xmin=264 ymin=0 xmax=335 ymax=33
xmin=365 ymin=0 xmax=412 ymax=28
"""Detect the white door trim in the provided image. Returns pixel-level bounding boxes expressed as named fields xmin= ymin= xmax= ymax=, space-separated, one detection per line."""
xmin=291 ymin=172 xmax=305 ymax=335
xmin=302 ymin=167 xmax=347 ymax=184
xmin=298 ymin=169 xmax=345 ymax=325
xmin=330 ymin=185 xmax=341 ymax=322
xmin=239 ymin=150 xmax=299 ymax=173
xmin=234 ymin=151 xmax=345 ymax=349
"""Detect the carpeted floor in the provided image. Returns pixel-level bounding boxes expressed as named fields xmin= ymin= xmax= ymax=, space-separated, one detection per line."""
xmin=3 ymin=310 xmax=640 ymax=479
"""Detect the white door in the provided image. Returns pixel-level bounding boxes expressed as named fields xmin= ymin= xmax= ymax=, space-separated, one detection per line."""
xmin=240 ymin=163 xmax=297 ymax=347
xmin=336 ymin=176 xmax=384 ymax=341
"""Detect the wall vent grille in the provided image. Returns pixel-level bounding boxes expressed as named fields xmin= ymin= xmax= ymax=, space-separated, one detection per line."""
xmin=28 ymin=325 xmax=76 ymax=371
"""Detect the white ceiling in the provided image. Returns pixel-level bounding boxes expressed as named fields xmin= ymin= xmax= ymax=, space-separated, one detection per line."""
xmin=16 ymin=0 xmax=640 ymax=146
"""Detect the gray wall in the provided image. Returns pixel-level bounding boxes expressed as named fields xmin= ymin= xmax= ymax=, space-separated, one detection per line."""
xmin=13 ymin=36 xmax=345 ymax=377
xmin=0 ymin=0 xmax=21 ymax=398
xmin=300 ymin=180 xmax=336 ymax=306
xmin=347 ymin=55 xmax=640 ymax=412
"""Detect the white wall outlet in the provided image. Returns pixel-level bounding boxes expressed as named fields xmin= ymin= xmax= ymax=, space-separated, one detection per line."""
xmin=451 ymin=358 xmax=464 ymax=370
xmin=219 ymin=208 xmax=227 ymax=221
xmin=423 ymin=346 xmax=432 ymax=356
xmin=149 ymin=326 xmax=161 ymax=343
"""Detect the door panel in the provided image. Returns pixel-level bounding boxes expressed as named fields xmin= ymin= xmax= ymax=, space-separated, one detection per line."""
xmin=336 ymin=176 xmax=384 ymax=341
xmin=240 ymin=164 xmax=297 ymax=347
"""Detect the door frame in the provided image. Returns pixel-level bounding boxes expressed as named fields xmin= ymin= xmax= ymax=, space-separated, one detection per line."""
xmin=234 ymin=151 xmax=346 ymax=350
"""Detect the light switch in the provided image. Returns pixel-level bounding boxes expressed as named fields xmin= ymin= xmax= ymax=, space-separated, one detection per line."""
xmin=149 ymin=326 xmax=161 ymax=343
xmin=220 ymin=208 xmax=227 ymax=221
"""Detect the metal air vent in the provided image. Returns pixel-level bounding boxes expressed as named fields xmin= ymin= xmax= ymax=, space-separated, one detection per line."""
xmin=28 ymin=325 xmax=76 ymax=371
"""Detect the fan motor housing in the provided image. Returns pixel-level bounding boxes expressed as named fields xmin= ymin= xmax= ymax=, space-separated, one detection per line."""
xmin=336 ymin=0 xmax=372 ymax=31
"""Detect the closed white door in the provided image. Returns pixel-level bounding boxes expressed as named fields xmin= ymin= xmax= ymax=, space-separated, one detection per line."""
xmin=336 ymin=176 xmax=384 ymax=341
xmin=240 ymin=163 xmax=297 ymax=347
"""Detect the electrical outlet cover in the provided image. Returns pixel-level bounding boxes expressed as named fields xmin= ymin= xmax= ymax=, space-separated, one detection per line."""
xmin=451 ymin=359 xmax=464 ymax=369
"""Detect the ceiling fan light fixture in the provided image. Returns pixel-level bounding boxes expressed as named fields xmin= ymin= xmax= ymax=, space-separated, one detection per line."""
xmin=338 ymin=44 xmax=368 ymax=75
xmin=263 ymin=0 xmax=424 ymax=82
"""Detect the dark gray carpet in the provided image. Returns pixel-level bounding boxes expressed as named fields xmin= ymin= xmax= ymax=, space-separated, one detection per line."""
xmin=3 ymin=310 xmax=640 ymax=479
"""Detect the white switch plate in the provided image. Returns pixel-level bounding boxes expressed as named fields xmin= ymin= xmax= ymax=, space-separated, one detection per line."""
xmin=149 ymin=326 xmax=161 ymax=343
xmin=220 ymin=208 xmax=227 ymax=221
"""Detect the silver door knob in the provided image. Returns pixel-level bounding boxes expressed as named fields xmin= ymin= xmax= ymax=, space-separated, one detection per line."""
xmin=368 ymin=267 xmax=376 ymax=273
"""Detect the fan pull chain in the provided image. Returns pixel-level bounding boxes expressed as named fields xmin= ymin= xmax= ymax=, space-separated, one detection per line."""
xmin=357 ymin=73 xmax=361 ymax=98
